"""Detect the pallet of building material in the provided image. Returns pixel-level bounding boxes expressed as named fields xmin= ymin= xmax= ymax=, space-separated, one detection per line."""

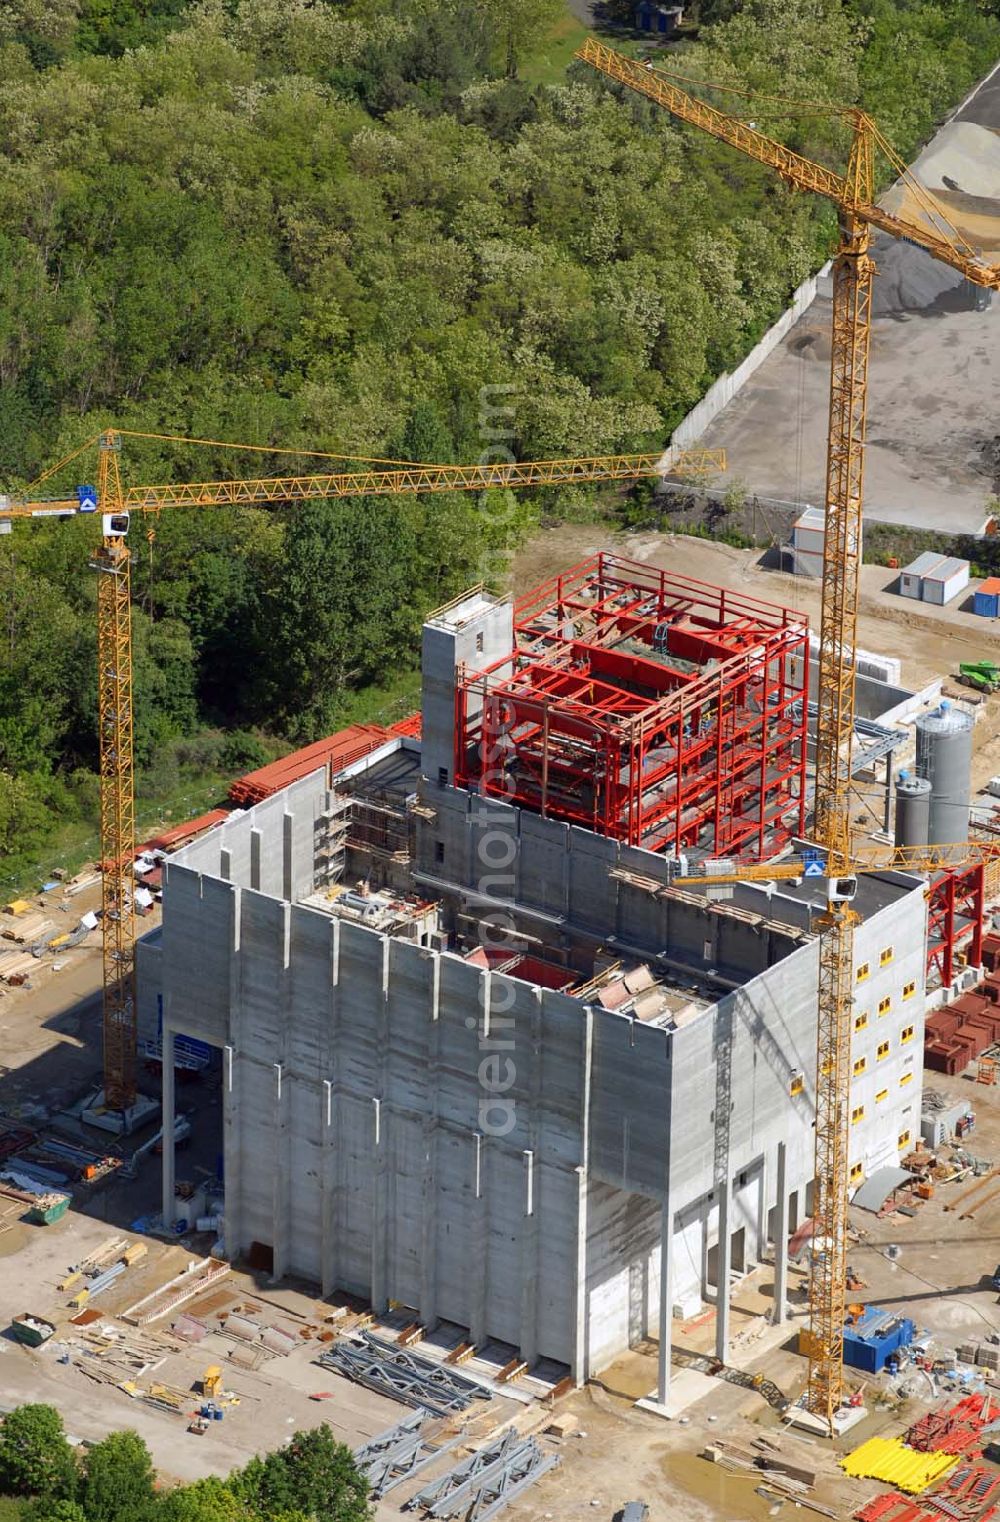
xmin=2 ymin=915 xmax=51 ymax=945
xmin=0 ymin=954 xmax=37 ymax=985
xmin=121 ymin=1256 xmax=229 ymax=1326
xmin=143 ymin=1382 xmax=188 ymax=1414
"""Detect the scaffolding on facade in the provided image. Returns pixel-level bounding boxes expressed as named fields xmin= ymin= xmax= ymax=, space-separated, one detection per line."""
xmin=454 ymin=553 xmax=809 ymax=858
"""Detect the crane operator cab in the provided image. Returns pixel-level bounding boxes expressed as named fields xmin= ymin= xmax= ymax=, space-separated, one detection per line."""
xmin=102 ymin=511 xmax=130 ymax=538
xmin=827 ymin=875 xmax=858 ymax=903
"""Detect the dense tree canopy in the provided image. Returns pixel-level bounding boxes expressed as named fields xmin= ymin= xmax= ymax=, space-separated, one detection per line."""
xmin=0 ymin=0 xmax=998 ymax=881
xmin=4 ymin=1410 xmax=371 ymax=1522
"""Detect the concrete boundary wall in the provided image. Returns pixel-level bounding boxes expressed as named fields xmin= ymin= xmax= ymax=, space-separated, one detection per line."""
xmin=667 ymin=262 xmax=833 ymax=454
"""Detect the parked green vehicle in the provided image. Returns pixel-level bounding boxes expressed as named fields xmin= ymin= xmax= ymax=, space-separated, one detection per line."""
xmin=958 ymin=662 xmax=1000 ymax=693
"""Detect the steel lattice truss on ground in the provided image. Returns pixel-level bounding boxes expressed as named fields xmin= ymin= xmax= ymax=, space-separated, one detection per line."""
xmin=406 ymin=1427 xmax=560 ymax=1519
xmin=455 ymin=553 xmax=809 ymax=858
xmin=353 ymin=1410 xmax=460 ymax=1498
xmin=318 ymin=1332 xmax=492 ymax=1417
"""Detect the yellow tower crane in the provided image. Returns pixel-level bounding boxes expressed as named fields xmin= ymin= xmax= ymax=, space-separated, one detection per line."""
xmin=2 ymin=431 xmax=723 ymax=1121
xmin=578 ymin=38 xmax=1000 ymax=1428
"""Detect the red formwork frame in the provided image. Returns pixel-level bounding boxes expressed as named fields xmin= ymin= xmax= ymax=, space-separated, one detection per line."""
xmin=454 ymin=553 xmax=809 ymax=858
xmin=927 ymin=864 xmax=985 ymax=985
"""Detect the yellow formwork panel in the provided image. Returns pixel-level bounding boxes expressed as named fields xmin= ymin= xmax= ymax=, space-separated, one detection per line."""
xmin=841 ymin=1436 xmax=958 ymax=1493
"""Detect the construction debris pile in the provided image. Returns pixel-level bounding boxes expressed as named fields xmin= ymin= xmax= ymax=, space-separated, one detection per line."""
xmin=847 ymin=1396 xmax=1000 ymax=1515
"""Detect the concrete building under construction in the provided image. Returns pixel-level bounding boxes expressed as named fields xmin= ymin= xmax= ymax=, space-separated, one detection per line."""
xmin=141 ymin=555 xmax=928 ymax=1402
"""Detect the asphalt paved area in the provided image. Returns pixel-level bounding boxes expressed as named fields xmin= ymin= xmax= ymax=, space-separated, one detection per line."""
xmin=695 ymin=65 xmax=1000 ymax=534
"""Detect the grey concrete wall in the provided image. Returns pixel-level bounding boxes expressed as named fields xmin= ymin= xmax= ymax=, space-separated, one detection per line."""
xmin=170 ymin=773 xmax=326 ymax=899
xmin=135 ymin=929 xmax=162 ymax=1047
xmin=155 ymin=781 xmax=927 ymax=1377
xmin=414 ymin=785 xmax=808 ymax=975
xmin=664 ymin=261 xmax=832 ymax=453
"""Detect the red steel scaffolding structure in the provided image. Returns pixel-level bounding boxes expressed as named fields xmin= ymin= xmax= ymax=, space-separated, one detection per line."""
xmin=455 ymin=553 xmax=809 ymax=858
xmin=927 ymin=863 xmax=985 ymax=986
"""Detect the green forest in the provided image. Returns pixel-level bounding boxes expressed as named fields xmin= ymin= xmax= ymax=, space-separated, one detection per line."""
xmin=0 ymin=1402 xmax=370 ymax=1521
xmin=2 ymin=0 xmax=999 ymax=884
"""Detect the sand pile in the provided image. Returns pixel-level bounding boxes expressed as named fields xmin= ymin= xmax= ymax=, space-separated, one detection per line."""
xmin=870 ymin=120 xmax=1000 ymax=313
xmin=870 ymin=235 xmax=964 ymax=315
xmin=909 ymin=119 xmax=1000 ymax=199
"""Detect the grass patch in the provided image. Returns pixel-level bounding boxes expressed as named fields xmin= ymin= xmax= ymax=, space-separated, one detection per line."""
xmin=520 ymin=5 xmax=591 ymax=87
xmin=328 ymin=669 xmax=423 ymax=731
xmin=0 ymin=1500 xmax=31 ymax=1520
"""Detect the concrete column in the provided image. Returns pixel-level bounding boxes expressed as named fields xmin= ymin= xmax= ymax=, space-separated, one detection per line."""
xmin=520 ymin=1148 xmax=539 ymax=1365
xmin=370 ymin=936 xmax=391 ymax=1314
xmin=572 ymin=1166 xmax=589 ymax=1384
xmin=419 ymin=955 xmax=441 ymax=1331
xmin=321 ymin=921 xmax=341 ymax=1297
xmin=250 ymin=828 xmax=262 ymax=891
xmin=161 ymin=1027 xmax=176 ymax=1226
xmin=223 ymin=888 xmax=242 ymax=1261
xmin=772 ymin=1141 xmax=789 ymax=1326
xmin=282 ymin=813 xmax=294 ymax=901
xmin=470 ymin=1132 xmax=489 ymax=1347
xmin=657 ymin=1202 xmax=673 ymax=1406
xmin=715 ymin=1179 xmax=731 ymax=1363
xmin=572 ymin=1007 xmax=593 ymax=1386
xmin=370 ymin=1097 xmax=388 ymax=1314
xmin=320 ymin=1080 xmax=335 ymax=1296
xmin=222 ymin=1044 xmax=237 ymax=1251
xmin=271 ymin=1062 xmax=289 ymax=1280
xmin=519 ymin=986 xmax=543 ymax=1365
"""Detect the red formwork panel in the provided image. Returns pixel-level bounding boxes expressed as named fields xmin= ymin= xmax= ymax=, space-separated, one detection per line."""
xmin=955 ymin=1025 xmax=991 ymax=1059
xmin=926 ymin=1010 xmax=962 ymax=1039
xmin=229 ymin=723 xmax=391 ymax=807
xmin=926 ymin=1039 xmax=973 ymax=1075
xmin=982 ymin=932 xmax=1000 ymax=972
xmin=455 ymin=553 xmax=809 ymax=859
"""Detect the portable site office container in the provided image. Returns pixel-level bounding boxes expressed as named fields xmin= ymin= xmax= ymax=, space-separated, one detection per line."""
xmin=899 ymin=551 xmax=970 ymax=605
xmin=974 ymin=577 xmax=1000 ymax=618
xmin=790 ymin=506 xmax=826 ymax=577
xmin=922 ymin=556 xmax=969 ymax=606
xmin=899 ymin=550 xmax=941 ymax=599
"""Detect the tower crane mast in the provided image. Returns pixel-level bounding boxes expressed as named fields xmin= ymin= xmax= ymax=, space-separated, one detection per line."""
xmin=579 ymin=37 xmax=1000 ymax=1427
